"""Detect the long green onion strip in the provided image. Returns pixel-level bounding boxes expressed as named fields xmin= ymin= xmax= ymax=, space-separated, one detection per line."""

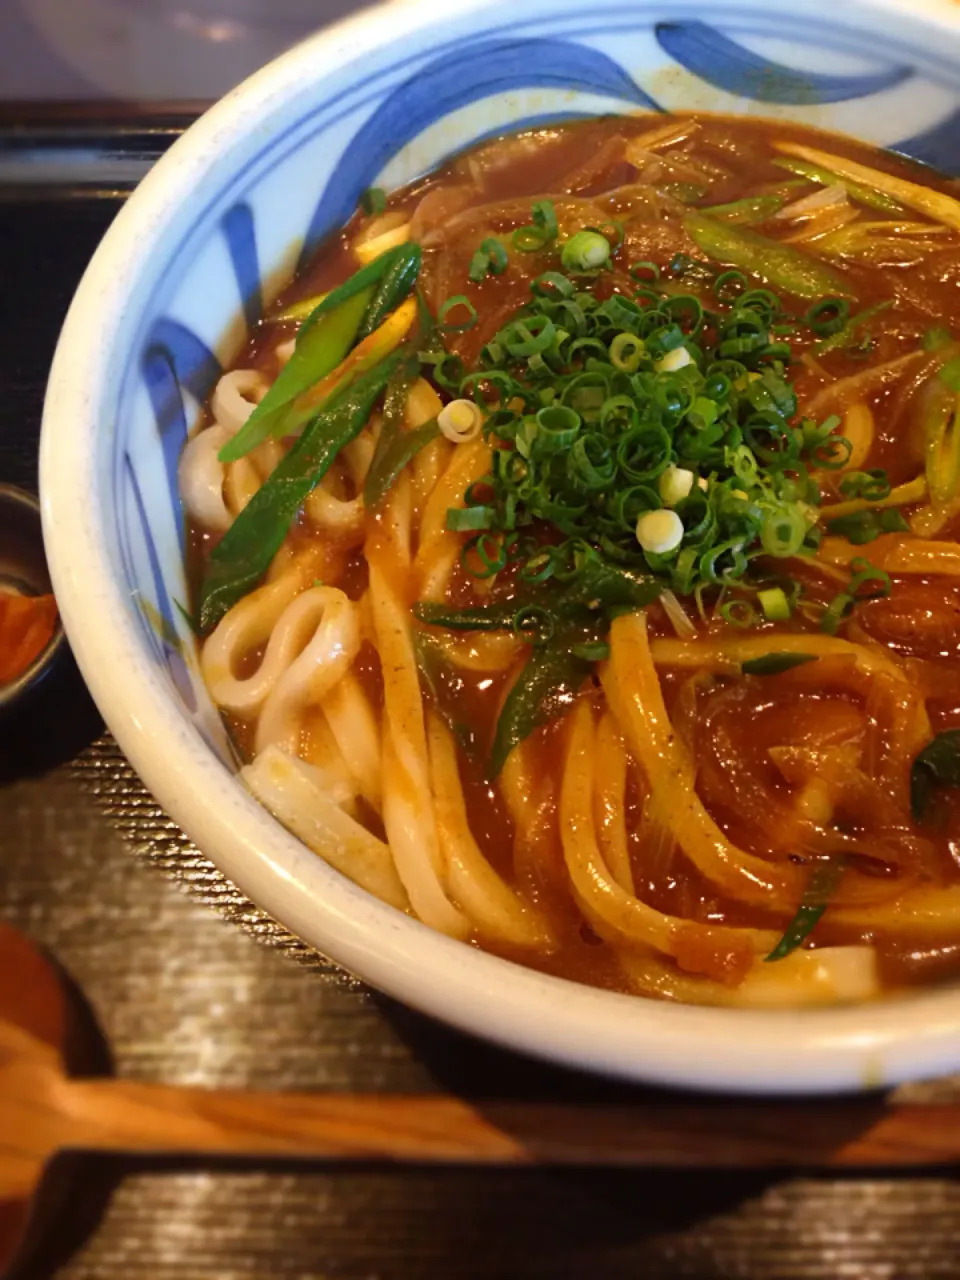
xmin=766 ymin=858 xmax=847 ymax=961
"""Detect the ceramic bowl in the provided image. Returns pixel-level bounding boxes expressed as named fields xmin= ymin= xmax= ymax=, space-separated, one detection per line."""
xmin=40 ymin=0 xmax=960 ymax=1092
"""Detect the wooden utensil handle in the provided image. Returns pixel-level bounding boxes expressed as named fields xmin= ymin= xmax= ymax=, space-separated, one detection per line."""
xmin=56 ymin=1080 xmax=960 ymax=1166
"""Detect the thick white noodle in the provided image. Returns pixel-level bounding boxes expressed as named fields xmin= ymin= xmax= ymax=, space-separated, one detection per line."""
xmin=427 ymin=713 xmax=552 ymax=948
xmin=179 ymin=369 xmax=275 ymax=531
xmin=619 ymin=943 xmax=879 ymax=1007
xmin=369 ymin=559 xmax=468 ymax=937
xmin=242 ymin=745 xmax=409 ymax=911
xmin=255 ymin=587 xmax=360 ymax=755
xmin=406 ymin=378 xmax=451 ymax=516
xmin=211 ymin=368 xmax=268 ymax=436
xmin=178 ymin=422 xmax=234 ymax=531
xmin=224 ymin=456 xmax=262 ymax=514
xmin=299 ymin=708 xmax=360 ymax=811
xmin=594 ymin=711 xmax=635 ymax=894
xmin=305 ymin=473 xmax=366 ymax=537
xmin=343 ymin=425 xmax=377 ymax=488
xmin=322 ymin=673 xmax=383 ymax=812
xmin=201 ymin=567 xmax=309 ymax=713
xmin=304 ymin=424 xmax=378 ymax=538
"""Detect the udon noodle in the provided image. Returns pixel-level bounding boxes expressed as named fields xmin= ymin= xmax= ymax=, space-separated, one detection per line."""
xmin=181 ymin=113 xmax=960 ymax=1007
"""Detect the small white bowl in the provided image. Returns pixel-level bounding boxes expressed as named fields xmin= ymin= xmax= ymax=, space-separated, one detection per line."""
xmin=40 ymin=0 xmax=960 ymax=1093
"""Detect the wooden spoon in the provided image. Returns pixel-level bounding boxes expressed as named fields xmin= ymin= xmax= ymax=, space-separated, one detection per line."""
xmin=4 ymin=923 xmax=960 ymax=1274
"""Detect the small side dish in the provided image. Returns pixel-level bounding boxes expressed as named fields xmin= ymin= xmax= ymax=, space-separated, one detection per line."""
xmin=0 ymin=589 xmax=58 ymax=686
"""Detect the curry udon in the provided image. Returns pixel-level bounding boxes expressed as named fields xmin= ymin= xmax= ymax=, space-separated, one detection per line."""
xmin=180 ymin=113 xmax=960 ymax=1008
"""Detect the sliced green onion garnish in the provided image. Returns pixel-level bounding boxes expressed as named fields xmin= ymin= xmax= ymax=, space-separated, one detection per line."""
xmin=714 ymin=270 xmax=749 ymax=303
xmin=805 ymin=296 xmax=850 ymax=337
xmin=924 ymin=326 xmax=953 ymax=352
xmin=360 ymin=187 xmax=387 ymax=215
xmin=512 ymin=604 xmax=556 ymax=642
xmin=468 ymin=237 xmax=509 ymax=283
xmin=839 ymin=469 xmax=892 ymax=502
xmin=760 ymin=505 xmax=807 ymax=557
xmin=438 ymin=295 xmax=478 ymax=332
xmin=512 ymin=199 xmax=559 ymax=253
xmin=757 ymin=585 xmax=791 ymax=620
xmin=609 ymin=332 xmax=644 ymax=372
xmin=571 ymin=640 xmax=611 ymax=661
xmin=820 ymin=590 xmax=854 ymax=634
xmin=561 ymin=229 xmax=611 ymax=272
xmin=447 ymin=505 xmax=495 ymax=532
xmin=848 ymin=557 xmax=891 ymax=601
xmin=825 ymin=511 xmax=882 ymax=544
xmin=461 ymin=532 xmax=508 ymax=578
xmin=719 ymin=598 xmax=757 ymax=628
xmin=630 ymin=260 xmax=660 ymax=284
xmin=423 ymin=246 xmax=883 ymax=644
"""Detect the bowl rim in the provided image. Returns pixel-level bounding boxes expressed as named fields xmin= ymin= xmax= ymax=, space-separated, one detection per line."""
xmin=39 ymin=0 xmax=960 ymax=1094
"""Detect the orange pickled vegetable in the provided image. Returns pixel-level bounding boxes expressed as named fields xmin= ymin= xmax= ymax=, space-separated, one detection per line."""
xmin=0 ymin=591 xmax=58 ymax=684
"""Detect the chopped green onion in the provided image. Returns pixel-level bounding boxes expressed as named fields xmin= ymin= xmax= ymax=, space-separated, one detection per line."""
xmin=439 ymin=295 xmax=478 ymax=332
xmin=924 ymin=326 xmax=953 ymax=352
xmin=815 ymin=300 xmax=892 ymax=356
xmin=561 ymin=229 xmax=611 ymax=272
xmin=512 ymin=604 xmax=556 ymax=642
xmin=825 ymin=511 xmax=882 ymax=544
xmin=461 ymin=532 xmax=508 ymax=578
xmin=447 ymin=505 xmax=495 ymax=532
xmin=848 ymin=558 xmax=891 ymax=601
xmin=880 ymin=508 xmax=910 ymax=533
xmin=805 ymin=296 xmax=851 ymax=338
xmin=609 ymin=332 xmax=644 ymax=372
xmin=571 ymin=640 xmax=611 ymax=661
xmin=760 ymin=505 xmax=807 ymax=557
xmin=719 ymin=598 xmax=757 ymax=627
xmin=714 ymin=270 xmax=748 ymax=303
xmin=911 ymin=729 xmax=960 ymax=821
xmin=512 ymin=199 xmax=559 ymax=253
xmin=360 ymin=187 xmax=387 ymax=215
xmin=839 ymin=469 xmax=891 ymax=502
xmin=468 ymin=237 xmax=509 ymax=283
xmin=758 ymin=585 xmax=791 ymax=620
xmin=820 ymin=590 xmax=854 ymax=634
xmin=630 ymin=261 xmax=661 ymax=284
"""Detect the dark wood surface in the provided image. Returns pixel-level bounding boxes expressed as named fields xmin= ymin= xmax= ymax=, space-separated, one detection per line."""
xmin=4 ymin=125 xmax=960 ymax=1279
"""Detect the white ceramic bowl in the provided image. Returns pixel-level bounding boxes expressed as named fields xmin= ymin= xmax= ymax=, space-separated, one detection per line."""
xmin=40 ymin=0 xmax=960 ymax=1093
